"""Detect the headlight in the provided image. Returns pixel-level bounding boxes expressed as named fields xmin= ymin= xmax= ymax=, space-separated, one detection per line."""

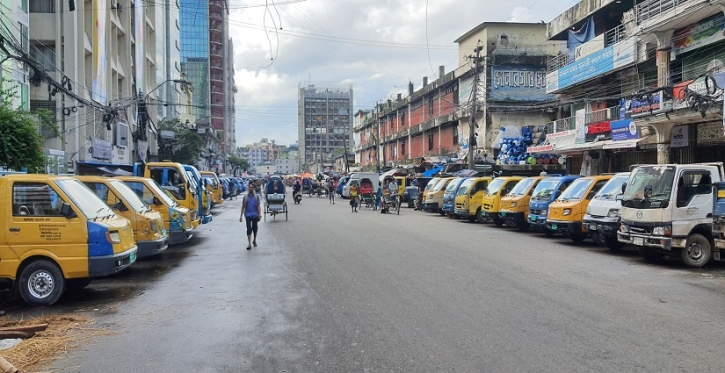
xmin=620 ymin=224 xmax=629 ymax=233
xmin=563 ymin=208 xmax=571 ymax=216
xmin=106 ymin=231 xmax=122 ymax=244
xmin=652 ymin=225 xmax=672 ymax=237
xmin=607 ymin=209 xmax=620 ymax=218
xmin=150 ymin=220 xmax=159 ymax=233
xmin=510 ymin=202 xmax=517 ymax=208
xmin=586 ymin=205 xmax=592 ymax=215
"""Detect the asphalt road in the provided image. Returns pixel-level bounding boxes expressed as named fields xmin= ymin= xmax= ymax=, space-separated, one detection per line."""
xmin=49 ymin=190 xmax=725 ymax=372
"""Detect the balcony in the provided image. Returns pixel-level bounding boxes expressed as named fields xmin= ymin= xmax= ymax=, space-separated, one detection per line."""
xmin=635 ymin=0 xmax=692 ymax=24
xmin=545 ymin=106 xmax=620 ymax=134
xmin=547 ymin=24 xmax=630 ymax=73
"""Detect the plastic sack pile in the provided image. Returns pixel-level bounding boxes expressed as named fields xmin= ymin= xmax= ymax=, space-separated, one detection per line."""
xmin=495 ymin=126 xmax=560 ymax=165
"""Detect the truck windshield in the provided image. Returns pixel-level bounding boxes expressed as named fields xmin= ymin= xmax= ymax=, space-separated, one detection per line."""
xmin=558 ymin=179 xmax=594 ymax=201
xmin=622 ymin=166 xmax=675 ymax=208
xmin=425 ymin=179 xmax=439 ymax=191
xmin=457 ymin=179 xmax=475 ymax=195
xmin=203 ymin=176 xmax=218 ymax=189
xmin=185 ymin=170 xmax=199 ymax=192
xmin=531 ymin=180 xmax=559 ymax=201
xmin=432 ymin=180 xmax=449 ymax=192
xmin=485 ymin=179 xmax=507 ymax=195
xmin=508 ymin=178 xmax=536 ymax=196
xmin=594 ymin=174 xmax=630 ymax=200
xmin=109 ymin=180 xmax=150 ymax=213
xmin=55 ymin=179 xmax=114 ymax=220
xmin=445 ymin=178 xmax=462 ymax=193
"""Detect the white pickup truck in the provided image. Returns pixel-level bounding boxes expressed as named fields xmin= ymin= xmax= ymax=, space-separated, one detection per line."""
xmin=617 ymin=163 xmax=724 ymax=268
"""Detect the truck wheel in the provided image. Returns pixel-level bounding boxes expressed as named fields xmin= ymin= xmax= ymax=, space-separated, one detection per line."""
xmin=569 ymin=232 xmax=586 ymax=244
xmin=592 ymin=232 xmax=606 ymax=247
xmin=505 ymin=220 xmax=516 ymax=228
xmin=18 ymin=260 xmax=65 ymax=306
xmin=516 ymin=222 xmax=529 ymax=231
xmin=476 ymin=208 xmax=486 ymax=224
xmin=605 ymin=236 xmax=625 ymax=252
xmin=681 ymin=233 xmax=712 ymax=268
xmin=638 ymin=247 xmax=662 ymax=263
xmin=492 ymin=217 xmax=504 ymax=227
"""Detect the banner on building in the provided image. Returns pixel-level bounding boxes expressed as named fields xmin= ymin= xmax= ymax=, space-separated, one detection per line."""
xmin=674 ymin=13 xmax=725 ymax=55
xmin=135 ymin=0 xmax=144 ymax=91
xmin=610 ymin=119 xmax=638 ymax=141
xmin=620 ymin=90 xmax=669 ymax=118
xmin=546 ymin=38 xmax=636 ymax=93
xmin=670 ymin=125 xmax=689 ymax=148
xmin=575 ymin=109 xmax=586 ymax=144
xmin=490 ymin=65 xmax=553 ymax=102
xmin=91 ymin=137 xmax=112 ymax=160
xmin=585 ymin=121 xmax=611 ymax=142
xmin=697 ymin=122 xmax=725 ymax=144
xmin=92 ymin=0 xmax=108 ymax=104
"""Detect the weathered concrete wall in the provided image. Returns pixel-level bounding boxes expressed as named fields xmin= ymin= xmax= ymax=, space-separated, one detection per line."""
xmin=547 ymin=0 xmax=616 ymax=39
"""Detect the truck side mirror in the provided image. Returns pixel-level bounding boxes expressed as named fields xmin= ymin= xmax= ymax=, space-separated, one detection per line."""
xmin=60 ymin=202 xmax=76 ymax=219
xmin=112 ymin=201 xmax=128 ymax=211
xmin=621 ymin=183 xmax=627 ymax=194
xmin=644 ymin=184 xmax=653 ymax=199
xmin=616 ymin=194 xmax=623 ymax=201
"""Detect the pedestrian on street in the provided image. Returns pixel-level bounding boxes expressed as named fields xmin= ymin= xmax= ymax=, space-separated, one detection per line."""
xmin=240 ymin=183 xmax=262 ymax=250
xmin=349 ymin=182 xmax=359 ymax=212
xmin=328 ymin=179 xmax=336 ymax=204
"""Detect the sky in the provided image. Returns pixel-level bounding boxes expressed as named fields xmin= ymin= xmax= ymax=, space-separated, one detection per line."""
xmin=229 ymin=0 xmax=577 ymax=147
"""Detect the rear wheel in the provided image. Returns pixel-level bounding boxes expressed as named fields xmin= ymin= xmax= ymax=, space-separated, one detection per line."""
xmin=680 ymin=233 xmax=712 ymax=268
xmin=18 ymin=260 xmax=65 ymax=306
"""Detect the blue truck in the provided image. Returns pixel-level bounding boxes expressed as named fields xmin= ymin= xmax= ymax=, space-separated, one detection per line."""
xmin=527 ymin=175 xmax=579 ymax=236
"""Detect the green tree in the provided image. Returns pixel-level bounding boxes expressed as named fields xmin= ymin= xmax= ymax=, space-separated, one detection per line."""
xmin=228 ymin=155 xmax=250 ymax=173
xmin=0 ymin=84 xmax=52 ymax=173
xmin=157 ymin=118 xmax=203 ymax=165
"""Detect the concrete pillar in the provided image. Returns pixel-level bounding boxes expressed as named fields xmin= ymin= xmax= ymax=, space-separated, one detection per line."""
xmin=657 ymin=143 xmax=670 ymax=164
xmin=654 ymin=31 xmax=673 ymax=87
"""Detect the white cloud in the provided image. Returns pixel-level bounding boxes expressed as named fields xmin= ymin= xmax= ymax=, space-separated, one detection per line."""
xmin=229 ymin=0 xmax=574 ymax=146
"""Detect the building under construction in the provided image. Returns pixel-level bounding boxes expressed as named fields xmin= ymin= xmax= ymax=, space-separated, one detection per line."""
xmin=297 ymin=84 xmax=353 ymax=172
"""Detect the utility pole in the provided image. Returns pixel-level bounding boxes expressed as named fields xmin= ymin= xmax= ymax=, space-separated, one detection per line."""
xmin=468 ymin=42 xmax=484 ymax=170
xmin=375 ymin=102 xmax=381 ymax=174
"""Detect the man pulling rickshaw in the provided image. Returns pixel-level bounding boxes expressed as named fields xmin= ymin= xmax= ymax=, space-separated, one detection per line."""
xmin=380 ymin=175 xmax=401 ymax=215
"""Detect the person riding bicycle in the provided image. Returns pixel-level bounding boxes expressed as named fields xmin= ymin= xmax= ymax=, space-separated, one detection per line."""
xmin=292 ymin=179 xmax=301 ymax=199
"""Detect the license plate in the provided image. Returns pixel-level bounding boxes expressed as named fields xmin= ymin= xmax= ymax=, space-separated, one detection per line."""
xmin=551 ymin=223 xmax=558 ymax=230
xmin=130 ymin=251 xmax=137 ymax=263
xmin=633 ymin=237 xmax=644 ymax=246
xmin=162 ymin=229 xmax=167 ymax=235
xmin=500 ymin=212 xmax=507 ymax=217
xmin=480 ymin=211 xmax=487 ymax=216
xmin=589 ymin=223 xmax=597 ymax=231
xmin=529 ymin=216 xmax=536 ymax=222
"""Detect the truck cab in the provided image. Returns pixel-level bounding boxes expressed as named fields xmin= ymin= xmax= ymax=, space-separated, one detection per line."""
xmin=77 ymin=176 xmax=169 ymax=259
xmin=618 ymin=163 xmax=724 ymax=268
xmin=183 ymin=165 xmax=213 ymax=224
xmin=499 ymin=176 xmax=546 ymax=231
xmin=528 ymin=175 xmax=580 ymax=236
xmin=0 ymin=174 xmax=137 ymax=306
xmin=142 ymin=162 xmax=201 ymax=228
xmin=547 ymin=175 xmax=612 ymax=243
xmin=479 ymin=176 xmax=523 ymax=226
xmin=200 ymin=171 xmax=223 ymax=207
xmin=582 ymin=172 xmax=630 ymax=251
xmin=453 ymin=177 xmax=492 ymax=221
xmin=441 ymin=177 xmax=467 ymax=216
xmin=118 ymin=176 xmax=195 ymax=245
xmin=423 ymin=177 xmax=454 ymax=214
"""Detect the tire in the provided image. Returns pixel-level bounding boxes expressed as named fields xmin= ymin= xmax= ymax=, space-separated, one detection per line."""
xmin=638 ymin=247 xmax=662 ymax=263
xmin=439 ymin=209 xmax=446 ymax=216
xmin=569 ymin=232 xmax=586 ymax=244
xmin=18 ymin=260 xmax=65 ymax=306
xmin=504 ymin=220 xmax=516 ymax=228
xmin=476 ymin=208 xmax=486 ymax=224
xmin=492 ymin=217 xmax=504 ymax=227
xmin=516 ymin=222 xmax=529 ymax=232
xmin=680 ymin=233 xmax=712 ymax=268
xmin=396 ymin=200 xmax=400 ymax=215
xmin=592 ymin=232 xmax=606 ymax=247
xmin=605 ymin=236 xmax=625 ymax=252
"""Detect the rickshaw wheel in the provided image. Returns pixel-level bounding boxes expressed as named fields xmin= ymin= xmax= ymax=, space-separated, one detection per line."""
xmin=285 ymin=207 xmax=288 ymax=221
xmin=396 ymin=200 xmax=400 ymax=215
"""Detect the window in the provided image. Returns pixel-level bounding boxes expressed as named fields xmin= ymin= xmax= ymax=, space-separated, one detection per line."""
xmin=453 ymin=126 xmax=458 ymax=145
xmin=12 ymin=183 xmax=64 ymax=217
xmin=401 ymin=141 xmax=406 ymax=156
xmin=676 ymin=171 xmax=712 ymax=207
xmin=428 ymin=133 xmax=434 ymax=151
xmin=31 ymin=45 xmax=56 ymax=72
xmin=429 ymin=97 xmax=434 ymax=116
xmin=30 ymin=0 xmax=54 ymax=13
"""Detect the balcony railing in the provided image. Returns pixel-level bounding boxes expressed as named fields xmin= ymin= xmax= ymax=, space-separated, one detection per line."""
xmin=545 ymin=106 xmax=620 ymax=134
xmin=548 ymin=24 xmax=630 ymax=73
xmin=635 ymin=0 xmax=692 ymax=24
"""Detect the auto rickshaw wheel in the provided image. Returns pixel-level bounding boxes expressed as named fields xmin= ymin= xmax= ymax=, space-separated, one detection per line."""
xmin=476 ymin=208 xmax=486 ymax=224
xmin=18 ymin=260 xmax=65 ymax=306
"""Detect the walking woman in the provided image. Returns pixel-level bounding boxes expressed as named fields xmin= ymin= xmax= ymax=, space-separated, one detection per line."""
xmin=349 ymin=181 xmax=359 ymax=212
xmin=240 ymin=183 xmax=262 ymax=250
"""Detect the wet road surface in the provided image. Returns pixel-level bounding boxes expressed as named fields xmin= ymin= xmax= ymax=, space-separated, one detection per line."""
xmin=34 ymin=190 xmax=725 ymax=372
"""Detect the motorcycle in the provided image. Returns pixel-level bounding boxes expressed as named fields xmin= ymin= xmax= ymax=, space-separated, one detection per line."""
xmin=293 ymin=190 xmax=302 ymax=204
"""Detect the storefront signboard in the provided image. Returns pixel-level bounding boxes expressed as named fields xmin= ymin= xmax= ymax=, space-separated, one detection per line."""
xmin=610 ymin=119 xmax=638 ymax=141
xmin=620 ymin=90 xmax=667 ymax=118
xmin=697 ymin=122 xmax=725 ymax=144
xmin=670 ymin=125 xmax=689 ymax=148
xmin=585 ymin=121 xmax=611 ymax=142
xmin=91 ymin=137 xmax=112 ymax=160
xmin=674 ymin=13 xmax=725 ymax=55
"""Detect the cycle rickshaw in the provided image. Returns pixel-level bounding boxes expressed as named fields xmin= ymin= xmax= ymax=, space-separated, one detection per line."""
xmin=264 ymin=175 xmax=288 ymax=221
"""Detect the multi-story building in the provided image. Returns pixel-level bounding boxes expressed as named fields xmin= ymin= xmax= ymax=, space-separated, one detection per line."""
xmin=238 ymin=138 xmax=281 ymax=170
xmin=29 ymin=0 xmax=174 ymax=171
xmin=1 ymin=0 xmax=29 ymax=111
xmin=180 ymin=0 xmax=235 ymax=170
xmin=533 ymin=0 xmax=725 ymax=174
xmin=298 ymin=84 xmax=353 ymax=172
xmin=354 ymin=23 xmax=563 ymax=169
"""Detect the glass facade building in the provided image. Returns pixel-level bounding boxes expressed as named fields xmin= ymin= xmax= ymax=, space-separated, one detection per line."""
xmin=179 ymin=0 xmax=210 ymax=119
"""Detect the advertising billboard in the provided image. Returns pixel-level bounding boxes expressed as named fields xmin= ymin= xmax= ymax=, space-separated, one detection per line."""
xmin=92 ymin=0 xmax=108 ymax=104
xmin=490 ymin=65 xmax=553 ymax=102
xmin=674 ymin=13 xmax=725 ymax=55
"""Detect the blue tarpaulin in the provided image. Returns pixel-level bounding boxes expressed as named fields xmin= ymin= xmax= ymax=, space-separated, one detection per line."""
xmin=422 ymin=166 xmax=443 ymax=177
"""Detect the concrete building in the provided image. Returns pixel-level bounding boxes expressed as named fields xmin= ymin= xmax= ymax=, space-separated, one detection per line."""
xmin=354 ymin=23 xmax=564 ymax=169
xmin=1 ymin=0 xmax=29 ymax=111
xmin=298 ymin=84 xmax=353 ymax=172
xmin=534 ymin=0 xmax=725 ymax=174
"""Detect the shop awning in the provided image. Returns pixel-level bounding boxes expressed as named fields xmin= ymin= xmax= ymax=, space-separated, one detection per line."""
xmin=527 ymin=131 xmax=576 ymax=154
xmin=422 ymin=166 xmax=444 ymax=177
xmin=601 ymin=135 xmax=657 ymax=150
